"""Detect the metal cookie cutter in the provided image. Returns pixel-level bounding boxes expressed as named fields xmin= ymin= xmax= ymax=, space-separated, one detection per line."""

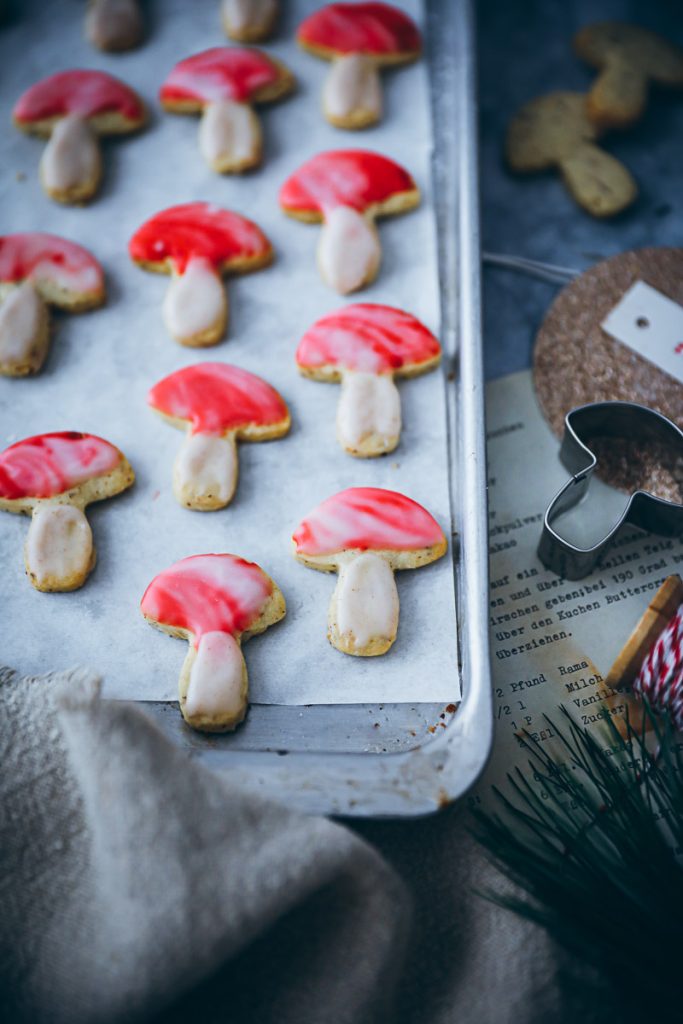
xmin=538 ymin=401 xmax=683 ymax=580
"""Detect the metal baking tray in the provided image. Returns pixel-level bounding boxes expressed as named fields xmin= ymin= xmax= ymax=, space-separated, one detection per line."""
xmin=145 ymin=0 xmax=493 ymax=816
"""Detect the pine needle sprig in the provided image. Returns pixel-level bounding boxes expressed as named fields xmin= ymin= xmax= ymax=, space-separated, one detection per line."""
xmin=472 ymin=703 xmax=683 ymax=1020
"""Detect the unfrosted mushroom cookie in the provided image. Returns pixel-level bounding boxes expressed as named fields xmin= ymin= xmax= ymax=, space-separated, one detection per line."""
xmin=13 ymin=70 xmax=146 ymax=204
xmin=296 ymin=303 xmax=441 ymax=456
xmin=129 ymin=202 xmax=273 ymax=346
xmin=297 ymin=2 xmax=421 ymax=129
xmin=147 ymin=362 xmax=290 ymax=510
xmin=0 ymin=233 xmax=105 ymax=377
xmin=141 ymin=553 xmax=286 ymax=732
xmin=85 ymin=0 xmax=143 ymax=52
xmin=0 ymin=432 xmax=134 ymax=591
xmin=279 ymin=150 xmax=419 ymax=294
xmin=293 ymin=487 xmax=446 ymax=656
xmin=160 ymin=47 xmax=294 ymax=173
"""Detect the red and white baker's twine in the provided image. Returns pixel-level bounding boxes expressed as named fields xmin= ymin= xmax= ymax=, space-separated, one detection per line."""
xmin=634 ymin=602 xmax=683 ymax=731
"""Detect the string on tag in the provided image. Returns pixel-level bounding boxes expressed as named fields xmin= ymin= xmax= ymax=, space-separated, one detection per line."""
xmin=634 ymin=602 xmax=683 ymax=730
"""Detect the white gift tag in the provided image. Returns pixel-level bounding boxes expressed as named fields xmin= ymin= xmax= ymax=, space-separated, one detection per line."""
xmin=601 ymin=280 xmax=683 ymax=386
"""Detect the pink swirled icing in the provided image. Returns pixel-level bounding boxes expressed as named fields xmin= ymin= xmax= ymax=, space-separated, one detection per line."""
xmin=298 ymin=3 xmax=421 ymax=56
xmin=0 ymin=233 xmax=104 ymax=297
xmin=148 ymin=363 xmax=289 ymax=435
xmin=14 ymin=69 xmax=144 ymax=124
xmin=129 ymin=202 xmax=272 ymax=274
xmin=293 ymin=487 xmax=445 ymax=555
xmin=279 ymin=150 xmax=416 ymax=215
xmin=296 ymin=303 xmax=440 ymax=374
xmin=141 ymin=553 xmax=273 ymax=643
xmin=0 ymin=432 xmax=122 ymax=500
xmin=160 ymin=47 xmax=281 ymax=105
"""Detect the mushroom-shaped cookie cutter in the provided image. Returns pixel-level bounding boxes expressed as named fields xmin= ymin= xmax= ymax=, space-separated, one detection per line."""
xmin=293 ymin=486 xmax=447 ymax=656
xmin=538 ymin=402 xmax=683 ymax=581
xmin=147 ymin=362 xmax=290 ymax=510
xmin=0 ymin=431 xmax=134 ymax=591
xmin=279 ymin=149 xmax=419 ymax=294
xmin=141 ymin=553 xmax=286 ymax=732
xmin=160 ymin=47 xmax=294 ymax=173
xmin=129 ymin=202 xmax=273 ymax=346
xmin=85 ymin=0 xmax=143 ymax=52
xmin=0 ymin=232 xmax=105 ymax=377
xmin=221 ymin=0 xmax=278 ymax=42
xmin=297 ymin=2 xmax=421 ymax=129
xmin=296 ymin=303 xmax=441 ymax=456
xmin=13 ymin=69 xmax=146 ymax=204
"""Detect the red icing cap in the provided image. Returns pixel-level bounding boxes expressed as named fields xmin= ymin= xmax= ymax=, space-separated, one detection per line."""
xmin=298 ymin=2 xmax=421 ymax=56
xmin=141 ymin=553 xmax=274 ymax=642
xmin=14 ymin=69 xmax=144 ymax=124
xmin=148 ymin=363 xmax=289 ymax=434
xmin=0 ymin=232 xmax=104 ymax=298
xmin=129 ymin=202 xmax=272 ymax=274
xmin=160 ymin=47 xmax=282 ymax=106
xmin=279 ymin=150 xmax=416 ymax=214
xmin=0 ymin=432 xmax=122 ymax=500
xmin=296 ymin=303 xmax=440 ymax=374
xmin=293 ymin=486 xmax=445 ymax=556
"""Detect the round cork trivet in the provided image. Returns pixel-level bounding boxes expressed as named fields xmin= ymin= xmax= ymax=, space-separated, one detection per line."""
xmin=534 ymin=247 xmax=683 ymax=500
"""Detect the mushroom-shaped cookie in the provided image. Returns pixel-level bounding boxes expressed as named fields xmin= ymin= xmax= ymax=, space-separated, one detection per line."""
xmin=297 ymin=2 xmax=421 ymax=129
xmin=505 ymin=92 xmax=637 ymax=218
xmin=0 ymin=432 xmax=134 ymax=592
xmin=148 ymin=362 xmax=290 ymax=510
xmin=0 ymin=232 xmax=105 ymax=377
xmin=85 ymin=0 xmax=143 ymax=52
xmin=13 ymin=70 xmax=145 ymax=204
xmin=141 ymin=553 xmax=285 ymax=732
xmin=574 ymin=23 xmax=683 ymax=130
xmin=129 ymin=202 xmax=273 ymax=346
xmin=296 ymin=303 xmax=440 ymax=456
xmin=221 ymin=0 xmax=278 ymax=42
xmin=160 ymin=47 xmax=294 ymax=173
xmin=279 ymin=149 xmax=419 ymax=294
xmin=292 ymin=487 xmax=446 ymax=656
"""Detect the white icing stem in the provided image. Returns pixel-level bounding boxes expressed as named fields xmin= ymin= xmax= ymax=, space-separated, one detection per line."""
xmin=181 ymin=631 xmax=248 ymax=730
xmin=198 ymin=99 xmax=261 ymax=171
xmin=173 ymin=431 xmax=237 ymax=509
xmin=40 ymin=115 xmax=101 ymax=196
xmin=337 ymin=370 xmax=401 ymax=453
xmin=25 ymin=504 xmax=93 ymax=591
xmin=85 ymin=0 xmax=142 ymax=51
xmin=162 ymin=256 xmax=227 ymax=345
xmin=332 ymin=552 xmax=399 ymax=652
xmin=318 ymin=206 xmax=381 ymax=295
xmin=222 ymin=0 xmax=276 ymax=37
xmin=0 ymin=282 xmax=49 ymax=374
xmin=324 ymin=54 xmax=382 ymax=123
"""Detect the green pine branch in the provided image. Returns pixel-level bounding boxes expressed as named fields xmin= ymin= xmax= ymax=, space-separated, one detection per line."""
xmin=472 ymin=703 xmax=683 ymax=1020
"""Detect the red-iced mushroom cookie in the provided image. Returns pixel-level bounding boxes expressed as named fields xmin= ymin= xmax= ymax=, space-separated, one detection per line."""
xmin=296 ymin=303 xmax=440 ymax=456
xmin=221 ymin=0 xmax=278 ymax=42
xmin=129 ymin=202 xmax=273 ymax=346
xmin=141 ymin=553 xmax=286 ymax=732
xmin=85 ymin=0 xmax=144 ymax=52
xmin=0 ymin=431 xmax=134 ymax=592
xmin=298 ymin=2 xmax=421 ymax=129
xmin=0 ymin=233 xmax=105 ymax=377
xmin=148 ymin=362 xmax=290 ymax=511
xmin=293 ymin=486 xmax=446 ymax=656
xmin=160 ymin=47 xmax=294 ymax=173
xmin=279 ymin=149 xmax=419 ymax=294
xmin=13 ymin=69 xmax=146 ymax=204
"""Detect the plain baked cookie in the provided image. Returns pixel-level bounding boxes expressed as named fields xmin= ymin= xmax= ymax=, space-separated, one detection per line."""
xmin=574 ymin=22 xmax=683 ymax=130
xmin=85 ymin=0 xmax=143 ymax=51
xmin=505 ymin=91 xmax=637 ymax=217
xmin=141 ymin=553 xmax=286 ymax=733
xmin=292 ymin=487 xmax=447 ymax=657
xmin=0 ymin=432 xmax=134 ymax=592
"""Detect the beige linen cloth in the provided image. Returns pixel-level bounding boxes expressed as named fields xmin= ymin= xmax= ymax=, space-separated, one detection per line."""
xmin=0 ymin=667 xmax=601 ymax=1024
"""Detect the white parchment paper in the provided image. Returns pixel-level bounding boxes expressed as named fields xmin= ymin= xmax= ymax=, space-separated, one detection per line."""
xmin=0 ymin=0 xmax=460 ymax=705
